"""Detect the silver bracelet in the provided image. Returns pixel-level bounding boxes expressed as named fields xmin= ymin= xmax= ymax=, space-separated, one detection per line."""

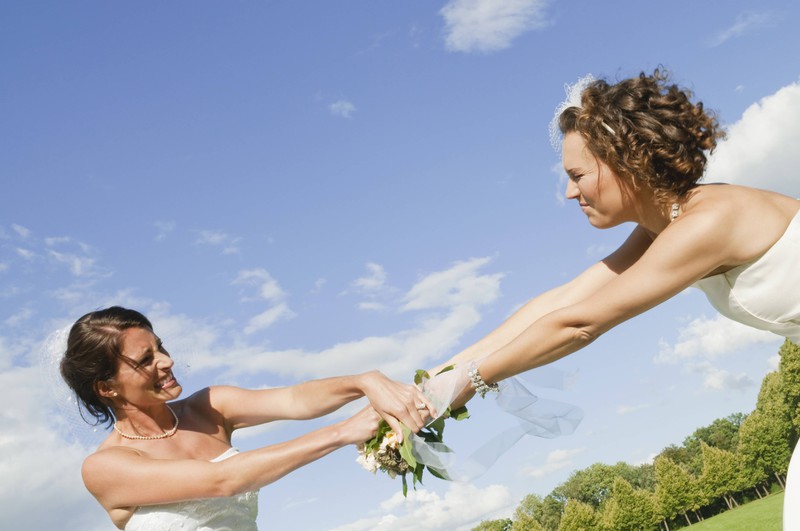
xmin=468 ymin=361 xmax=499 ymax=398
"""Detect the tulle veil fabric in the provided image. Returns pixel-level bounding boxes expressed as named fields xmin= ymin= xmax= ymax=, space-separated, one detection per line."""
xmin=412 ymin=364 xmax=584 ymax=481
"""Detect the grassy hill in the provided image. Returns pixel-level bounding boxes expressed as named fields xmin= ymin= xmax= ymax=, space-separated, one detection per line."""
xmin=689 ymin=491 xmax=783 ymax=531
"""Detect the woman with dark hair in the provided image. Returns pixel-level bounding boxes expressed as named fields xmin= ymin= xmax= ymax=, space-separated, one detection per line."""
xmin=61 ymin=306 xmax=433 ymax=530
xmin=430 ymin=69 xmax=799 ymax=525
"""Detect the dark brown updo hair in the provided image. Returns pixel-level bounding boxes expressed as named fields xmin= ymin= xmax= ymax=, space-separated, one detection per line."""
xmin=559 ymin=68 xmax=725 ymax=202
xmin=60 ymin=306 xmax=154 ymax=427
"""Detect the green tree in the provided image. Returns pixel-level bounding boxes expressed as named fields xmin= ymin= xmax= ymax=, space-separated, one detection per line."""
xmin=473 ymin=518 xmax=512 ymax=531
xmin=680 ymin=414 xmax=745 ymax=475
xmin=654 ymin=456 xmax=702 ymax=527
xmin=557 ymin=500 xmax=601 ymax=531
xmin=739 ymin=371 xmax=793 ymax=488
xmin=698 ymin=442 xmax=749 ymax=510
xmin=601 ymin=477 xmax=657 ymax=531
xmin=511 ymin=494 xmax=549 ymax=531
xmin=778 ymin=339 xmax=800 ymax=434
xmin=552 ymin=462 xmax=653 ymax=509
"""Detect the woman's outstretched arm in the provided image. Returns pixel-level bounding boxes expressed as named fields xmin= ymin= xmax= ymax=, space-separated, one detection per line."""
xmin=477 ymin=209 xmax=734 ymax=384
xmin=435 ymin=225 xmax=654 ymax=373
xmin=83 ymin=406 xmax=380 ymax=517
xmin=208 ymin=370 xmax=432 ymax=438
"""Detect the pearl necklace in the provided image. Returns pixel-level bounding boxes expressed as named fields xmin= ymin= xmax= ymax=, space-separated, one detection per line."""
xmin=113 ymin=405 xmax=179 ymax=440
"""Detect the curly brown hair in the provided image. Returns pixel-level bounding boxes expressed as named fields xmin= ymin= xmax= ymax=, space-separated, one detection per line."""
xmin=559 ymin=68 xmax=725 ymax=202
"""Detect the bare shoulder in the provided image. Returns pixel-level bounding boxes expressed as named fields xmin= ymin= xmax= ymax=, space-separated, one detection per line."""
xmin=681 ymin=184 xmax=799 ymax=263
xmin=82 ymin=446 xmax=145 ymax=488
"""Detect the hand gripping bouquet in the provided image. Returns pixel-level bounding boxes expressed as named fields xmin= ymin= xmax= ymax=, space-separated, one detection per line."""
xmin=357 ymin=362 xmax=584 ymax=496
xmin=356 ymin=365 xmax=468 ymax=496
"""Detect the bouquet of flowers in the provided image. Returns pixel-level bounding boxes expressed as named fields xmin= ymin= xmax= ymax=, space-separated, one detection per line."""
xmin=356 ymin=366 xmax=469 ymax=496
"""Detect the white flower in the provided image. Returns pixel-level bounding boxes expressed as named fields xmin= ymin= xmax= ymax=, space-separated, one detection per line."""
xmin=356 ymin=444 xmax=379 ymax=474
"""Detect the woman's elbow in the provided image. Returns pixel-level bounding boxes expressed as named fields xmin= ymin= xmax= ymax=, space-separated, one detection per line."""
xmin=570 ymin=325 xmax=601 ymax=349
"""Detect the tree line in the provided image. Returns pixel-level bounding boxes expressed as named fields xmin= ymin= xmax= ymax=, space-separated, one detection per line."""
xmin=474 ymin=339 xmax=800 ymax=531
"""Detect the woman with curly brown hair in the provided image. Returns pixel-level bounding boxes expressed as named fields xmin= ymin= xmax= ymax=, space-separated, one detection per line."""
xmin=431 ymin=69 xmax=800 ymax=525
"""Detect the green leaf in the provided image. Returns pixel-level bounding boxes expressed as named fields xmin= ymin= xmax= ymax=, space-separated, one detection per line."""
xmin=426 ymin=466 xmax=451 ymax=481
xmin=414 ymin=369 xmax=431 ymax=386
xmin=450 ymin=406 xmax=470 ymax=421
xmin=413 ymin=462 xmax=425 ymax=485
xmin=429 ymin=417 xmax=446 ymax=439
xmin=402 ymin=474 xmax=408 ymax=497
xmin=435 ymin=364 xmax=455 ymax=375
xmin=398 ymin=426 xmax=417 ymax=470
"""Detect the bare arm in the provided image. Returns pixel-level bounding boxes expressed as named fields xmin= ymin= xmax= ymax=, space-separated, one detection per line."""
xmin=436 ymin=226 xmax=654 ymax=373
xmin=83 ymin=406 xmax=380 ymax=513
xmin=478 ymin=211 xmax=732 ymax=383
xmin=210 ymin=370 xmax=432 ymax=438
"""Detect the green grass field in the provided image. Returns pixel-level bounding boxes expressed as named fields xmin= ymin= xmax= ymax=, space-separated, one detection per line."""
xmin=689 ymin=491 xmax=783 ymax=531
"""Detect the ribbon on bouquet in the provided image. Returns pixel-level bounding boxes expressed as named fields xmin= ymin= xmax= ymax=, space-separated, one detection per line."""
xmin=411 ymin=367 xmax=584 ymax=482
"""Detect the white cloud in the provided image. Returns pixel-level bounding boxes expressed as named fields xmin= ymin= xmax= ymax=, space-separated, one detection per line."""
xmin=687 ymin=362 xmax=755 ymax=391
xmin=0 ymin=364 xmax=112 ymax=530
xmin=330 ymin=99 xmax=356 ymax=118
xmin=655 ymin=312 xmax=780 ymax=364
xmin=402 ymin=257 xmax=503 ymax=311
xmin=440 ymin=0 xmax=550 ymax=54
xmin=244 ymin=302 xmax=296 ymax=334
xmin=44 ymin=236 xmax=71 ymax=246
xmin=354 ymin=262 xmax=387 ymax=292
xmin=0 ymin=262 xmax=8 ymax=273
xmin=12 ymin=224 xmax=31 ymax=239
xmin=358 ymin=302 xmax=387 ymax=311
xmin=708 ymin=11 xmax=779 ymax=47
xmin=4 ymin=307 xmax=34 ymax=327
xmin=190 ymin=259 xmax=501 ymax=380
xmin=233 ymin=269 xmax=286 ymax=302
xmin=195 ymin=229 xmax=242 ymax=254
xmin=617 ymin=403 xmax=651 ymax=415
xmin=522 ymin=447 xmax=585 ymax=478
xmin=48 ymin=250 xmax=96 ymax=276
xmin=331 ymin=483 xmax=514 ymax=531
xmin=704 ymin=80 xmax=800 ymax=197
xmin=552 ymin=162 xmax=567 ymax=205
xmin=16 ymin=248 xmax=35 ymax=260
xmin=153 ymin=220 xmax=176 ymax=241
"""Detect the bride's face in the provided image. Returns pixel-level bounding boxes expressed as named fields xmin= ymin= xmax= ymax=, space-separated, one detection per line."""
xmin=562 ymin=132 xmax=631 ymax=229
xmin=112 ymin=327 xmax=182 ymax=406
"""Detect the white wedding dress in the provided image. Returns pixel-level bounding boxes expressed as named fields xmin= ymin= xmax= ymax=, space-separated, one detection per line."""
xmin=693 ymin=208 xmax=800 ymax=530
xmin=124 ymin=448 xmax=259 ymax=531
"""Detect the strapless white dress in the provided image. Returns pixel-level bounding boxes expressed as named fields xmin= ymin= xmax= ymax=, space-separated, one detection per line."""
xmin=693 ymin=208 xmax=800 ymax=530
xmin=124 ymin=448 xmax=259 ymax=531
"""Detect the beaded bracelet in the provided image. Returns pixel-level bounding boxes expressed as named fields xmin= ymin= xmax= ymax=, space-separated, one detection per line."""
xmin=468 ymin=361 xmax=500 ymax=398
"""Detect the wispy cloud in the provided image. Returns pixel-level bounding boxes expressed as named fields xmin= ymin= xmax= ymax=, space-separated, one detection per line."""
xmin=354 ymin=262 xmax=387 ymax=292
xmin=194 ymin=229 xmax=241 ymax=254
xmin=12 ymin=224 xmax=32 ymax=239
xmin=708 ymin=11 xmax=779 ymax=47
xmin=655 ymin=312 xmax=781 ymax=364
xmin=440 ymin=0 xmax=551 ymax=54
xmin=331 ymin=483 xmax=513 ymax=531
xmin=329 ymin=99 xmax=356 ymax=118
xmin=153 ymin=220 xmax=176 ymax=241
xmin=617 ymin=403 xmax=651 ymax=416
xmin=522 ymin=447 xmax=585 ymax=478
xmin=190 ymin=258 xmax=502 ymax=380
xmin=232 ymin=269 xmax=295 ymax=334
xmin=687 ymin=362 xmax=755 ymax=391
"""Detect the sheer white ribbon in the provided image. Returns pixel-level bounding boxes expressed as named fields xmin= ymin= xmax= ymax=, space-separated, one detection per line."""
xmin=412 ymin=365 xmax=583 ymax=481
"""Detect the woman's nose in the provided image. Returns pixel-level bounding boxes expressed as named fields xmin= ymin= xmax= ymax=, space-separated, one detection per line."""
xmin=156 ymin=352 xmax=174 ymax=369
xmin=565 ymin=178 xmax=580 ymax=200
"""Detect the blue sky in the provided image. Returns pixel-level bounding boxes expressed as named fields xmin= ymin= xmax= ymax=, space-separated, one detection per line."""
xmin=2 ymin=1 xmax=800 ymax=529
